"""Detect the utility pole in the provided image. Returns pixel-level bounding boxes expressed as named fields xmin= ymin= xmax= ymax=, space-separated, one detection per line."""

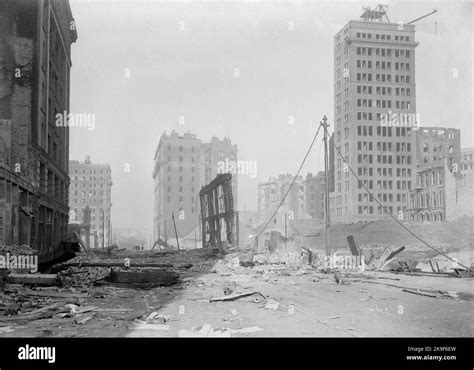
xmin=322 ymin=115 xmax=331 ymax=257
xmin=171 ymin=213 xmax=180 ymax=251
xmin=164 ymin=221 xmax=167 ymax=249
xmin=284 ymin=213 xmax=287 ymax=252
xmin=102 ymin=209 xmax=105 ymax=249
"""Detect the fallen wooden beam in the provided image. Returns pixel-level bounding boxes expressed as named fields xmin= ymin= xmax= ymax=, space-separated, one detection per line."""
xmin=60 ymin=262 xmax=173 ymax=268
xmin=429 ymin=260 xmax=436 ymax=273
xmin=346 ymin=235 xmax=360 ymax=256
xmin=402 ymin=289 xmax=440 ymax=298
xmin=386 ymin=246 xmax=405 ymax=262
xmin=7 ymin=273 xmax=59 ymax=286
xmin=18 ymin=289 xmax=88 ymax=299
xmin=107 ymin=269 xmax=179 ymax=286
xmin=210 ymin=291 xmax=264 ymax=302
xmin=0 ymin=307 xmax=70 ymax=322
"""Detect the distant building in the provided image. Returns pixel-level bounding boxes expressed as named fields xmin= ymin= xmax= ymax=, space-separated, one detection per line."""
xmin=331 ymin=6 xmax=418 ymax=223
xmin=407 ymin=160 xmax=474 ymax=222
xmin=0 ymin=0 xmax=77 ymax=263
xmin=152 ymin=132 xmax=240 ymax=242
xmin=69 ymin=156 xmax=112 ymax=248
xmin=258 ymin=174 xmax=305 ymax=219
xmin=303 ymin=172 xmax=326 ymax=219
xmin=201 ymin=136 xmax=238 ymax=210
xmin=414 ymin=127 xmax=461 ymax=174
xmin=152 ymin=132 xmax=202 ymax=240
xmin=461 ymin=148 xmax=474 ymax=172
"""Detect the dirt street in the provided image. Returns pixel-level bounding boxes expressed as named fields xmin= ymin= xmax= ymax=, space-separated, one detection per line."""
xmin=1 ymin=250 xmax=472 ymax=338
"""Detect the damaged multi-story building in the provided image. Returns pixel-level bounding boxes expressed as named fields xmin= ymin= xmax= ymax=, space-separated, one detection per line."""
xmin=414 ymin=127 xmax=461 ymax=174
xmin=303 ymin=172 xmax=326 ymax=220
xmin=152 ymin=131 xmax=239 ymax=243
xmin=407 ymin=159 xmax=474 ymax=222
xmin=258 ymin=174 xmax=306 ymax=220
xmin=0 ymin=0 xmax=77 ymax=263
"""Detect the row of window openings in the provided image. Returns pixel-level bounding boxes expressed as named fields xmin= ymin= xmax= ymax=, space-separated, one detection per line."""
xmin=357 ymin=179 xmax=412 ymax=190
xmin=358 ymin=193 xmax=408 ymax=203
xmin=358 ymin=154 xmax=412 ymax=165
xmin=356 ymin=32 xmax=410 ymax=42
xmin=167 ymin=157 xmax=195 ymax=163
xmin=357 ymin=99 xmax=411 ymax=109
xmin=356 ymin=86 xmax=411 ymax=96
xmin=167 ymin=186 xmax=195 ymax=195
xmin=358 ymin=206 xmax=404 ymax=215
xmin=356 ymin=73 xmax=411 ymax=83
xmin=74 ymin=169 xmax=109 ymax=175
xmin=73 ymin=198 xmax=108 ymax=204
xmin=73 ymin=190 xmax=106 ymax=196
xmin=411 ymin=192 xmax=444 ymax=209
xmin=356 ymin=47 xmax=410 ymax=58
xmin=357 ymin=125 xmax=412 ymax=137
xmin=165 ymin=176 xmax=196 ymax=182
xmin=356 ymin=60 xmax=410 ymax=70
xmin=357 ymin=141 xmax=412 ymax=152
xmin=167 ymin=166 xmax=195 ymax=173
xmin=73 ymin=183 xmax=106 ymax=188
xmin=357 ymin=167 xmax=413 ymax=177
xmin=168 ymin=145 xmax=195 ymax=153
xmin=417 ymin=171 xmax=444 ymax=187
xmin=73 ymin=176 xmax=109 ymax=182
xmin=423 ymin=143 xmax=455 ymax=153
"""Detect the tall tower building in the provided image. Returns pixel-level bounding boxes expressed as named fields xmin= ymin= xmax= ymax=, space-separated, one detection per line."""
xmin=152 ymin=131 xmax=202 ymax=241
xmin=69 ymin=156 xmax=113 ymax=248
xmin=332 ymin=6 xmax=418 ymax=223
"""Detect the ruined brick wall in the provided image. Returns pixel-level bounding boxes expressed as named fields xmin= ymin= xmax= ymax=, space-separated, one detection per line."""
xmin=0 ymin=0 xmax=38 ymax=184
xmin=452 ymin=172 xmax=474 ymax=219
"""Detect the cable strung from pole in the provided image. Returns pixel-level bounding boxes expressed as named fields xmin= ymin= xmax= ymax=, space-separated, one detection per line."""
xmin=328 ymin=131 xmax=470 ymax=271
xmin=247 ymin=123 xmax=323 ymax=250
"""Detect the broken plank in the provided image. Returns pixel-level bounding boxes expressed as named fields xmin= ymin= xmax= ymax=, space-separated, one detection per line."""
xmin=346 ymin=235 xmax=360 ymax=256
xmin=7 ymin=273 xmax=59 ymax=286
xmin=0 ymin=308 xmax=70 ymax=322
xmin=19 ymin=289 xmax=88 ymax=299
xmin=210 ymin=291 xmax=264 ymax=302
xmin=402 ymin=289 xmax=444 ymax=299
xmin=386 ymin=247 xmax=405 ymax=262
xmin=60 ymin=262 xmax=173 ymax=268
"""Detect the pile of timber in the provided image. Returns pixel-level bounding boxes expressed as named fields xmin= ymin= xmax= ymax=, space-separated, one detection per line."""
xmin=106 ymin=269 xmax=179 ymax=287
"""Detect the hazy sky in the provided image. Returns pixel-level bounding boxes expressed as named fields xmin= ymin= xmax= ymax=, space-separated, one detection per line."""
xmin=68 ymin=0 xmax=473 ymax=232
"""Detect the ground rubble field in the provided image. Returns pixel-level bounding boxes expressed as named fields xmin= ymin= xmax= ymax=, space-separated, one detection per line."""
xmin=0 ymin=248 xmax=472 ymax=338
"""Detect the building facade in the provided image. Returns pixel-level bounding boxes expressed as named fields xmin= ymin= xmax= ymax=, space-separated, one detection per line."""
xmin=415 ymin=127 xmax=461 ymax=174
xmin=153 ymin=132 xmax=202 ymax=241
xmin=201 ymin=136 xmax=238 ymax=211
xmin=69 ymin=156 xmax=113 ymax=248
xmin=0 ymin=0 xmax=77 ymax=263
xmin=152 ymin=132 xmax=240 ymax=242
xmin=408 ymin=160 xmax=474 ymax=222
xmin=331 ymin=6 xmax=418 ymax=223
xmin=303 ymin=172 xmax=326 ymax=219
xmin=258 ymin=174 xmax=305 ymax=220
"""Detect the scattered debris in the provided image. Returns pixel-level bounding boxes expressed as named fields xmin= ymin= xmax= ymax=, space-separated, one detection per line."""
xmin=178 ymin=324 xmax=231 ymax=338
xmin=264 ymin=299 xmax=280 ymax=310
xmin=230 ymin=326 xmax=264 ymax=334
